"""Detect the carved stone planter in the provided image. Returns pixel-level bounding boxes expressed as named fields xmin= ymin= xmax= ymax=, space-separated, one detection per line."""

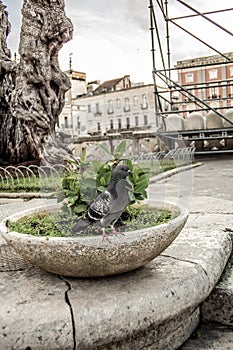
xmin=0 ymin=201 xmax=188 ymax=277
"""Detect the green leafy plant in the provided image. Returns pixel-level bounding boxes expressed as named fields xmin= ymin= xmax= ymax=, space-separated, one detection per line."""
xmin=57 ymin=148 xmax=96 ymax=215
xmin=57 ymin=141 xmax=149 ymax=217
xmin=8 ymin=141 xmax=178 ymax=237
xmin=8 ymin=213 xmax=74 ymax=238
xmin=8 ymin=206 xmax=174 ymax=238
xmin=122 ymin=207 xmax=175 ymax=231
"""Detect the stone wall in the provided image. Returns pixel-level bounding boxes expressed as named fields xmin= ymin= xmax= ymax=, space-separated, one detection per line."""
xmin=70 ymin=133 xmax=159 ymax=160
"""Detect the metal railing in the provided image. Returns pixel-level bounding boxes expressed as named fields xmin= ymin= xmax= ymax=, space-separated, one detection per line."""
xmin=136 ymin=146 xmax=195 ymax=164
xmin=0 ymin=164 xmax=65 ymax=193
xmin=0 ymin=147 xmax=195 ymax=193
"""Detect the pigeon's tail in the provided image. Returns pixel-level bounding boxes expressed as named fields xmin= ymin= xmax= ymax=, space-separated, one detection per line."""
xmin=72 ymin=218 xmax=90 ymax=233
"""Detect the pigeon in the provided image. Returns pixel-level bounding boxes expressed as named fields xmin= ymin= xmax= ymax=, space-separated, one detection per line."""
xmin=72 ymin=164 xmax=132 ymax=240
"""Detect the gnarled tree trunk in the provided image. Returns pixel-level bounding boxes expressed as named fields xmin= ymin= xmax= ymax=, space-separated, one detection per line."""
xmin=0 ymin=1 xmax=17 ymax=164
xmin=0 ymin=0 xmax=73 ymax=165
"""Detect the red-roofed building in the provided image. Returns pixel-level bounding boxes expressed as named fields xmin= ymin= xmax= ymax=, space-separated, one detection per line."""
xmin=94 ymin=75 xmax=131 ymax=94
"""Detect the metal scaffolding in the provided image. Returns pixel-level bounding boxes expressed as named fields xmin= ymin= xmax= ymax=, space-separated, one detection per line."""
xmin=148 ymin=0 xmax=233 ymax=129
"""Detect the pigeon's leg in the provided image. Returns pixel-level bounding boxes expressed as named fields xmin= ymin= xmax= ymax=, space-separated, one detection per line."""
xmin=102 ymin=228 xmax=112 ymax=242
xmin=110 ymin=225 xmax=124 ymax=236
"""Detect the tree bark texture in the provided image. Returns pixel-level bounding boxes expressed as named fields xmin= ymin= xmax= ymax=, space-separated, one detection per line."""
xmin=0 ymin=1 xmax=17 ymax=164
xmin=0 ymin=0 xmax=73 ymax=164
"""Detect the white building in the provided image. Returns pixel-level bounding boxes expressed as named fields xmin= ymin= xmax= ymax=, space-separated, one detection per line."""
xmin=58 ymin=75 xmax=168 ymax=137
xmin=65 ymin=70 xmax=87 ymax=102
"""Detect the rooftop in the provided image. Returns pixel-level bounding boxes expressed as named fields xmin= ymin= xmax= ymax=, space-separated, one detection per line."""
xmin=176 ymin=52 xmax=233 ymax=67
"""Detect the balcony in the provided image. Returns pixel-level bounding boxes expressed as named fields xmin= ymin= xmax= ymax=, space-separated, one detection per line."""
xmin=123 ymin=106 xmax=130 ymax=112
xmin=94 ymin=111 xmax=102 ymax=116
xmin=140 ymin=103 xmax=148 ymax=110
xmin=207 ymin=94 xmax=221 ymax=99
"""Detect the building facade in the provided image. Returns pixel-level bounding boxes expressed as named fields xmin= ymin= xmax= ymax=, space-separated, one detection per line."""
xmin=58 ymin=75 xmax=168 ymax=137
xmin=64 ymin=70 xmax=87 ymax=102
xmin=175 ymin=52 xmax=233 ymax=118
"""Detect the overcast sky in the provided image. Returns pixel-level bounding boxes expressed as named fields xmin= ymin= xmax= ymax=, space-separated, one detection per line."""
xmin=3 ymin=0 xmax=233 ymax=84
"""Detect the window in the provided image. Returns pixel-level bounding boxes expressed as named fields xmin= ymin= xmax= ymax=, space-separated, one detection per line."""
xmin=88 ymin=104 xmax=91 ymax=113
xmin=142 ymin=94 xmax=148 ymax=109
xmin=95 ymin=103 xmax=101 ymax=114
xmin=209 ymin=84 xmax=219 ymax=98
xmin=77 ymin=120 xmax=81 ymax=131
xmin=144 ymin=115 xmax=148 ymax=126
xmin=126 ymin=117 xmax=130 ymax=129
xmin=124 ymin=97 xmax=130 ymax=112
xmin=230 ymin=67 xmax=233 ymax=77
xmin=209 ymin=69 xmax=218 ymax=80
xmin=118 ymin=118 xmax=122 ymax=130
xmin=110 ymin=119 xmax=114 ymax=129
xmin=133 ymin=95 xmax=138 ymax=106
xmin=124 ymin=81 xmax=130 ymax=89
xmin=185 ymin=73 xmax=194 ymax=83
xmin=108 ymin=100 xmax=114 ymax=114
xmin=97 ymin=122 xmax=101 ymax=131
xmin=230 ymin=84 xmax=233 ymax=96
xmin=185 ymin=88 xmax=194 ymax=101
xmin=135 ymin=116 xmax=139 ymax=126
xmin=116 ymin=99 xmax=121 ymax=109
xmin=64 ymin=117 xmax=68 ymax=128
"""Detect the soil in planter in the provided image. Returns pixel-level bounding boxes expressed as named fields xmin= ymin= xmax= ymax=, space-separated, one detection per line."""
xmin=8 ymin=206 xmax=176 ymax=238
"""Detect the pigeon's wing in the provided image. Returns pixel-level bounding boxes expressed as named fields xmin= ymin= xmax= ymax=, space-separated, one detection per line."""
xmin=87 ymin=190 xmax=112 ymax=222
xmin=108 ymin=179 xmax=132 ymax=214
xmin=72 ymin=191 xmax=111 ymax=232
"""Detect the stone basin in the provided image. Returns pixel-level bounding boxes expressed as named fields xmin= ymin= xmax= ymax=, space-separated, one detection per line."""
xmin=0 ymin=201 xmax=188 ymax=277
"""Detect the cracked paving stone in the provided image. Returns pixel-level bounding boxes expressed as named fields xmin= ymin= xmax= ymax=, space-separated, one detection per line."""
xmin=0 ymin=268 xmax=74 ymax=350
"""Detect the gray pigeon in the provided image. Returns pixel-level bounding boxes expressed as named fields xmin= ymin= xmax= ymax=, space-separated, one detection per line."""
xmin=72 ymin=164 xmax=132 ymax=240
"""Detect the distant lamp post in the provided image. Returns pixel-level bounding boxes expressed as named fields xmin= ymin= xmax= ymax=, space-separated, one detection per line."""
xmin=70 ymin=103 xmax=73 ymax=136
xmin=69 ymin=52 xmax=73 ymax=73
xmin=69 ymin=52 xmax=74 ymax=137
